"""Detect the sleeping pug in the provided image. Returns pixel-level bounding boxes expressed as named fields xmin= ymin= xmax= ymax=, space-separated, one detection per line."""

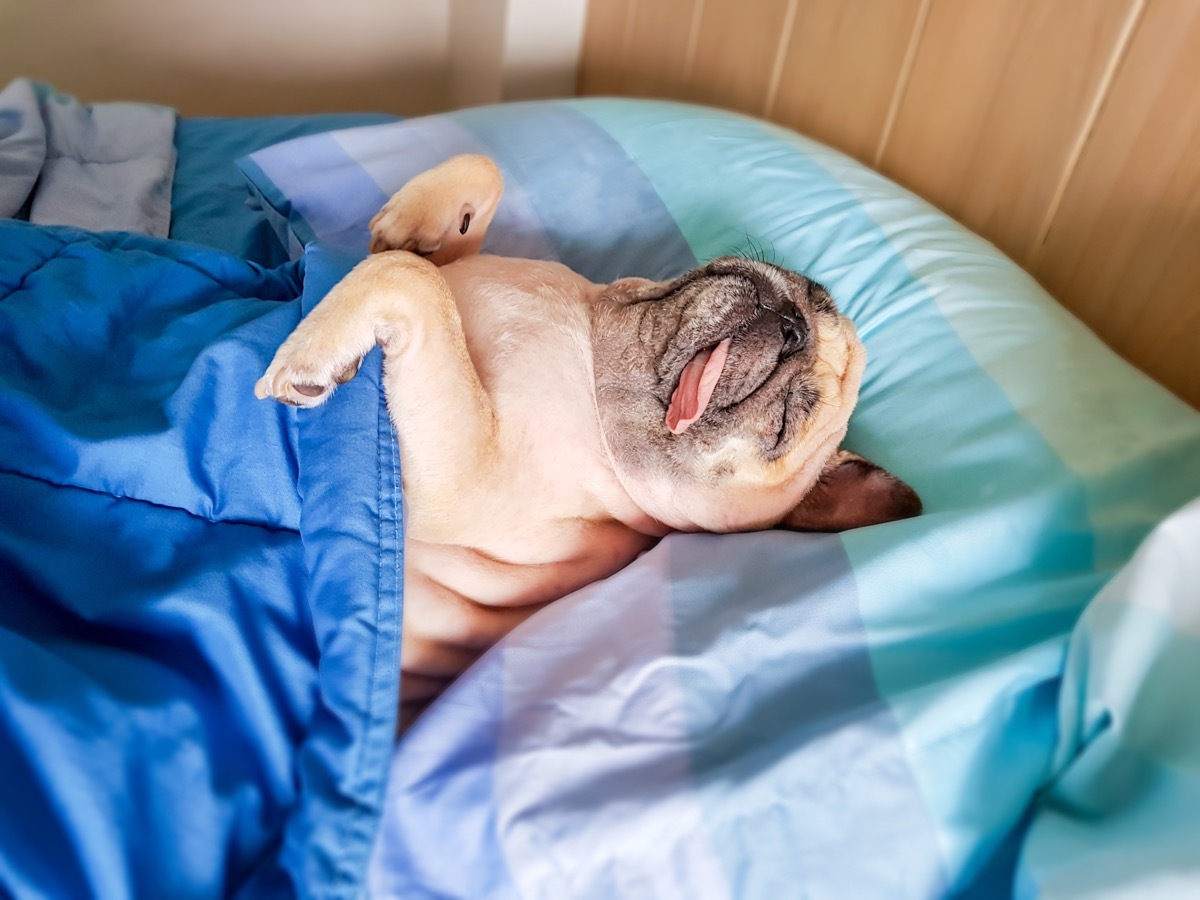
xmin=256 ymin=155 xmax=920 ymax=727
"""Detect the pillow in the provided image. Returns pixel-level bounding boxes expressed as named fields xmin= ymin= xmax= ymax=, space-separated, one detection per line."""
xmin=241 ymin=99 xmax=1200 ymax=897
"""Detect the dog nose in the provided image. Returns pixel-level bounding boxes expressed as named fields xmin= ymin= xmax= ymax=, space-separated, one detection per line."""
xmin=774 ymin=305 xmax=808 ymax=356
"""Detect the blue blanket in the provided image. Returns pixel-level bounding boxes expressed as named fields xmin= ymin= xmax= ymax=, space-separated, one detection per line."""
xmin=0 ymin=223 xmax=402 ymax=898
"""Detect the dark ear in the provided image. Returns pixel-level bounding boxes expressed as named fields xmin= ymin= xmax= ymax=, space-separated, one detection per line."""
xmin=781 ymin=450 xmax=922 ymax=533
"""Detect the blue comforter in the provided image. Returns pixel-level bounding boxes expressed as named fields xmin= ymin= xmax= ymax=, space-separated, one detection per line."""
xmin=0 ymin=222 xmax=402 ymax=898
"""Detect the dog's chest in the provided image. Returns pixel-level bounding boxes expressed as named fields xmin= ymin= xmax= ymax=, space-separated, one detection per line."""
xmin=457 ymin=280 xmax=591 ymax=393
xmin=410 ymin=517 xmax=655 ymax=609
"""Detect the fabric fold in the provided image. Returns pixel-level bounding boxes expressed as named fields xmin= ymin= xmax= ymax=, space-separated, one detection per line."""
xmin=0 ymin=79 xmax=176 ymax=236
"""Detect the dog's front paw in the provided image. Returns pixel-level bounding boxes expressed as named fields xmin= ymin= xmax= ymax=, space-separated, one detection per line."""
xmin=368 ymin=200 xmax=449 ymax=259
xmin=254 ymin=332 xmax=365 ymax=408
xmin=368 ymin=155 xmax=502 ymax=265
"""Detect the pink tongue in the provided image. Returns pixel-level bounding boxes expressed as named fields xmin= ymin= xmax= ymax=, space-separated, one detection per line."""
xmin=666 ymin=338 xmax=732 ymax=434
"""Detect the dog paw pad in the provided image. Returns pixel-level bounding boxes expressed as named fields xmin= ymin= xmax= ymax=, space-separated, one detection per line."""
xmin=334 ymin=359 xmax=362 ymax=384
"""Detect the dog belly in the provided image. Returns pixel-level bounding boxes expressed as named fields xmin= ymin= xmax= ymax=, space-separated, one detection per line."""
xmin=397 ymin=526 xmax=657 ymax=728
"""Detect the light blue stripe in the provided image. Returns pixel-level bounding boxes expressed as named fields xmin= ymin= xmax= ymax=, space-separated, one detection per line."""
xmin=244 ymin=133 xmax=390 ymax=254
xmin=492 ymin=547 xmax=733 ymax=900
xmin=670 ymin=532 xmax=948 ymax=898
xmin=323 ymin=103 xmax=701 ymax=282
xmin=330 ymin=114 xmax=561 ymax=264
xmin=367 ymin=650 xmax=518 ymax=899
xmin=451 ymin=103 xmax=698 ymax=283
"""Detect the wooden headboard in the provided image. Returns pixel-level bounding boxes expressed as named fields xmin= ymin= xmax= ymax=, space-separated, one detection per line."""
xmin=577 ymin=0 xmax=1200 ymax=409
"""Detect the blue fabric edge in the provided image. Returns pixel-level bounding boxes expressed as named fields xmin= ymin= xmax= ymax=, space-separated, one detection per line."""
xmin=236 ymin=156 xmax=316 ymax=257
xmin=266 ymin=246 xmax=404 ymax=899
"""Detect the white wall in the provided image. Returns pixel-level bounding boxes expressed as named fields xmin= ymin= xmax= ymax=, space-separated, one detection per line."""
xmin=448 ymin=0 xmax=588 ymax=108
xmin=0 ymin=0 xmax=586 ymax=115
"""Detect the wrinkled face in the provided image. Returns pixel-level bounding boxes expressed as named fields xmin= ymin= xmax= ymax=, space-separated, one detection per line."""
xmin=590 ymin=257 xmax=867 ymax=532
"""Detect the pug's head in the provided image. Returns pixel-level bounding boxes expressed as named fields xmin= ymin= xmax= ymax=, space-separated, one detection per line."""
xmin=590 ymin=257 xmax=920 ymax=533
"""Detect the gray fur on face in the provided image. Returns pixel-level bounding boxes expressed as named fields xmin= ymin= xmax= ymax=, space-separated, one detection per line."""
xmin=590 ymin=256 xmax=842 ymax=481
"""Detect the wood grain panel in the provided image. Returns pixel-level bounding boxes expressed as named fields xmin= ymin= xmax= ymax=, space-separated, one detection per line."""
xmin=770 ymin=0 xmax=925 ymax=164
xmin=1031 ymin=0 xmax=1200 ymax=408
xmin=682 ymin=0 xmax=795 ymax=113
xmin=619 ymin=0 xmax=704 ymax=97
xmin=576 ymin=0 xmax=635 ymax=95
xmin=878 ymin=0 xmax=1135 ymax=265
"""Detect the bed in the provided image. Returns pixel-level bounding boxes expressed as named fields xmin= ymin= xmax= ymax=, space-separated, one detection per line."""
xmin=2 ymin=82 xmax=1199 ymax=899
